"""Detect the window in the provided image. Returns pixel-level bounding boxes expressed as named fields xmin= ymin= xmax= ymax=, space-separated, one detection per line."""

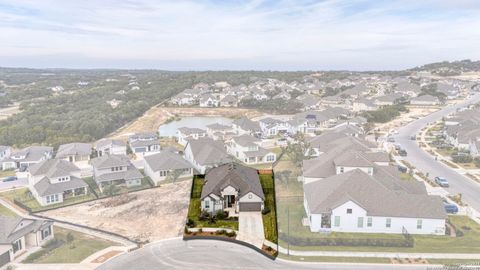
xmin=12 ymin=239 xmax=22 ymax=253
xmin=42 ymin=226 xmax=52 ymax=240
xmin=367 ymin=217 xmax=372 ymax=227
xmin=334 ymin=216 xmax=340 ymax=227
xmin=417 ymin=219 xmax=423 ymax=229
xmin=346 ymin=208 xmax=352 ymax=214
xmin=340 ymin=167 xmax=344 ymax=173
xmin=386 ymin=218 xmax=391 ymax=228
xmin=266 ymin=155 xmax=275 ymax=162
xmin=357 ymin=217 xmax=364 ymax=228
xmin=205 ymin=200 xmax=210 ymax=209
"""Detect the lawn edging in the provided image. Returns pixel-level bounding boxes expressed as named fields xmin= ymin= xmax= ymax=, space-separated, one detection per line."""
xmin=183 ymin=234 xmax=278 ymax=260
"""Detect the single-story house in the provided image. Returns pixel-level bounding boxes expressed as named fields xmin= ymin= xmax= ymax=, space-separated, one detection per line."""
xmin=55 ymin=143 xmax=92 ymax=163
xmin=184 ymin=138 xmax=232 ymax=174
xmin=200 ymin=163 xmax=265 ymax=216
xmin=91 ymin=155 xmax=143 ymax=191
xmin=143 ymin=150 xmax=194 ymax=185
xmin=2 ymin=146 xmax=53 ymax=171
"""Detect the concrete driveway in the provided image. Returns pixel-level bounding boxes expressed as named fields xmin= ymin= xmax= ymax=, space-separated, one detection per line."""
xmin=237 ymin=212 xmax=264 ymax=248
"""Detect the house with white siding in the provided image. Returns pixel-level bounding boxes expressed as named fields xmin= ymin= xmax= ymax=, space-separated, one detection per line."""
xmin=184 ymin=138 xmax=232 ymax=174
xmin=143 ymin=150 xmax=193 ymax=185
xmin=28 ymin=159 xmax=89 ymax=206
xmin=1 ymin=146 xmax=53 ymax=171
xmin=128 ymin=133 xmax=161 ymax=156
xmin=91 ymin=155 xmax=143 ymax=191
xmin=176 ymin=127 xmax=207 ymax=146
xmin=94 ymin=139 xmax=127 ymax=157
xmin=55 ymin=143 xmax=92 ymax=164
xmin=226 ymin=134 xmax=276 ymax=165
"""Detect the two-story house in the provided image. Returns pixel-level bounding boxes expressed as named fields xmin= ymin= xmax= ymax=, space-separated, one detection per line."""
xmin=258 ymin=118 xmax=289 ymax=138
xmin=1 ymin=146 xmax=53 ymax=171
xmin=226 ymin=135 xmax=276 ymax=164
xmin=94 ymin=139 xmax=127 ymax=157
xmin=28 ymin=159 xmax=89 ymax=206
xmin=91 ymin=155 xmax=143 ymax=191
xmin=128 ymin=133 xmax=161 ymax=156
xmin=55 ymin=143 xmax=92 ymax=164
xmin=184 ymin=138 xmax=232 ymax=174
xmin=176 ymin=127 xmax=207 ymax=146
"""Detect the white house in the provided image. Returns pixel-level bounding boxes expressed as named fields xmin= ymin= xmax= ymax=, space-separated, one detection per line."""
xmin=91 ymin=155 xmax=143 ymax=191
xmin=143 ymin=150 xmax=194 ymax=185
xmin=304 ymin=169 xmax=446 ymax=235
xmin=184 ymin=138 xmax=232 ymax=174
xmin=199 ymin=94 xmax=219 ymax=107
xmin=94 ymin=139 xmax=127 ymax=157
xmin=232 ymin=117 xmax=262 ymax=136
xmin=200 ymin=163 xmax=265 ymax=216
xmin=258 ymin=118 xmax=289 ymax=138
xmin=1 ymin=146 xmax=53 ymax=171
xmin=128 ymin=133 xmax=161 ymax=156
xmin=176 ymin=127 xmax=207 ymax=146
xmin=55 ymin=143 xmax=92 ymax=164
xmin=28 ymin=159 xmax=89 ymax=206
xmin=226 ymin=135 xmax=276 ymax=164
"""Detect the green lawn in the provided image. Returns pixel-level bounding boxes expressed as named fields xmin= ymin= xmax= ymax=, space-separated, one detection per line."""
xmin=260 ymin=173 xmax=278 ymax=243
xmin=400 ymin=173 xmax=415 ymax=181
xmin=23 ymin=226 xmax=115 ymax=264
xmin=187 ymin=176 xmax=239 ymax=230
xmin=0 ymin=170 xmax=15 ymax=178
xmin=277 ymin=200 xmax=480 ymax=253
xmin=0 ymin=187 xmax=96 ymax=212
xmin=0 ymin=203 xmax=17 ymax=217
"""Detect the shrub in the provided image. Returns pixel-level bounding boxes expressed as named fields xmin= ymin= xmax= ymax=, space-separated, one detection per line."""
xmin=186 ymin=218 xmax=196 ymax=228
xmin=215 ymin=230 xmax=227 ymax=235
xmin=456 ymin=229 xmax=464 ymax=237
xmin=461 ymin=226 xmax=471 ymax=231
xmin=198 ymin=228 xmax=203 ymax=233
xmin=226 ymin=231 xmax=236 ymax=237
xmin=452 ymin=154 xmax=473 ymax=163
xmin=215 ymin=210 xmax=227 ymax=220
xmin=184 ymin=227 xmax=191 ymax=234
xmin=266 ymin=246 xmax=273 ymax=251
xmin=199 ymin=211 xmax=210 ymax=221
xmin=262 ymin=207 xmax=271 ymax=215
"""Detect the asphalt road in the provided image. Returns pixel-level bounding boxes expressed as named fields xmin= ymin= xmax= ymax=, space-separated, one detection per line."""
xmin=96 ymin=239 xmax=432 ymax=270
xmin=0 ymin=177 xmax=28 ymax=191
xmin=394 ymin=93 xmax=480 ymax=210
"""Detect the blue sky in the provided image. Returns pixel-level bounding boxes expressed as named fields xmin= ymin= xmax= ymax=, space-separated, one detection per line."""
xmin=0 ymin=0 xmax=479 ymax=70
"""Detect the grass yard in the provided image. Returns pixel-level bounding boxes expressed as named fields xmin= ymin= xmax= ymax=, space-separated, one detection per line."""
xmin=0 ymin=187 xmax=96 ymax=212
xmin=0 ymin=203 xmax=17 ymax=217
xmin=187 ymin=176 xmax=239 ymax=230
xmin=277 ymin=200 xmax=480 ymax=253
xmin=0 ymin=170 xmax=15 ymax=178
xmin=23 ymin=226 xmax=116 ymax=264
xmin=399 ymin=173 xmax=416 ymax=181
xmin=259 ymin=173 xmax=278 ymax=243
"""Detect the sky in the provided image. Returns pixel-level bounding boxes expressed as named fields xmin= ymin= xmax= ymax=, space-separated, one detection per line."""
xmin=0 ymin=0 xmax=480 ymax=71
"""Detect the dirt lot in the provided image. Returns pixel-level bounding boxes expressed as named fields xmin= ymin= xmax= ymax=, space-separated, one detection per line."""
xmin=109 ymin=106 xmax=263 ymax=140
xmin=376 ymin=107 xmax=439 ymax=134
xmin=42 ymin=180 xmax=191 ymax=242
xmin=0 ymin=103 xmax=21 ymax=120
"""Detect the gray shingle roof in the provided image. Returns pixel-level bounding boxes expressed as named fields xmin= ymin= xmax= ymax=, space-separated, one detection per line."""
xmin=304 ymin=169 xmax=446 ymax=219
xmin=232 ymin=134 xmax=260 ymax=147
xmin=33 ymin=176 xmax=88 ymax=197
xmin=0 ymin=216 xmax=53 ymax=244
xmin=29 ymin=159 xmax=80 ymax=178
xmin=201 ymin=163 xmax=264 ymax=200
xmin=56 ymin=143 xmax=92 ymax=158
xmin=144 ymin=151 xmax=193 ymax=172
xmin=186 ymin=138 xmax=232 ymax=166
xmin=91 ymin=154 xmax=130 ymax=169
xmin=232 ymin=117 xmax=261 ymax=132
xmin=95 ymin=139 xmax=126 ymax=149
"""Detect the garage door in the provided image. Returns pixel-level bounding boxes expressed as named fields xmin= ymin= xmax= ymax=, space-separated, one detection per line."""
xmin=239 ymin=202 xmax=261 ymax=212
xmin=0 ymin=250 xmax=11 ymax=268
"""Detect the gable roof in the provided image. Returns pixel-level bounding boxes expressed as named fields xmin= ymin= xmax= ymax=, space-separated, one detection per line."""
xmin=56 ymin=143 xmax=92 ymax=158
xmin=29 ymin=159 xmax=80 ymax=178
xmin=304 ymin=169 xmax=446 ymax=219
xmin=0 ymin=216 xmax=53 ymax=244
xmin=186 ymin=138 xmax=232 ymax=166
xmin=91 ymin=154 xmax=130 ymax=169
xmin=232 ymin=117 xmax=261 ymax=132
xmin=201 ymin=163 xmax=264 ymax=200
xmin=144 ymin=151 xmax=193 ymax=172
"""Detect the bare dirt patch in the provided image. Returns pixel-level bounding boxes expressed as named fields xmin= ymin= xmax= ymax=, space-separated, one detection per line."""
xmin=109 ymin=106 xmax=263 ymax=140
xmin=42 ymin=180 xmax=192 ymax=243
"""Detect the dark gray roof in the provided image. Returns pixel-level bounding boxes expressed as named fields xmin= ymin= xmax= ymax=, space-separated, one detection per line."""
xmin=56 ymin=143 xmax=92 ymax=158
xmin=186 ymin=138 xmax=232 ymax=166
xmin=130 ymin=139 xmax=161 ymax=148
xmin=144 ymin=151 xmax=193 ymax=172
xmin=178 ymin=127 xmax=206 ymax=135
xmin=29 ymin=159 xmax=80 ymax=178
xmin=206 ymin=123 xmax=232 ymax=131
xmin=304 ymin=169 xmax=446 ymax=219
xmin=0 ymin=216 xmax=53 ymax=244
xmin=95 ymin=139 xmax=126 ymax=149
xmin=232 ymin=134 xmax=260 ymax=147
xmin=33 ymin=176 xmax=88 ymax=197
xmin=95 ymin=167 xmax=143 ymax=183
xmin=201 ymin=163 xmax=264 ymax=200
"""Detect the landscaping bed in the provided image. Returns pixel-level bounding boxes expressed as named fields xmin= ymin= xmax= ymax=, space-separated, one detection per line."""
xmin=23 ymin=226 xmax=115 ymax=264
xmin=259 ymin=173 xmax=278 ymax=243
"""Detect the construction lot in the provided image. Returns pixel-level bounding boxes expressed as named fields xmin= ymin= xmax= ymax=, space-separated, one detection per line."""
xmin=42 ymin=180 xmax=191 ymax=243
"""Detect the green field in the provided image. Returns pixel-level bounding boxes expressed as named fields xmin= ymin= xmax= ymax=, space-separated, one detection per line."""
xmin=0 ymin=203 xmax=17 ymax=217
xmin=260 ymin=173 xmax=278 ymax=243
xmin=23 ymin=226 xmax=116 ymax=264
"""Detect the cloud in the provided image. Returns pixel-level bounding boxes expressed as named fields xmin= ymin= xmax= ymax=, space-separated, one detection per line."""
xmin=0 ymin=0 xmax=479 ymax=70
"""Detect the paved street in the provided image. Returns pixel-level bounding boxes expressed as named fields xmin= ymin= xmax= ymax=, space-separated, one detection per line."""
xmin=96 ymin=239 xmax=432 ymax=270
xmin=394 ymin=93 xmax=480 ymax=211
xmin=0 ymin=177 xmax=27 ymax=191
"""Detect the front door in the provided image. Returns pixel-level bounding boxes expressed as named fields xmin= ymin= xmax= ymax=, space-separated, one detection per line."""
xmin=224 ymin=195 xmax=235 ymax=208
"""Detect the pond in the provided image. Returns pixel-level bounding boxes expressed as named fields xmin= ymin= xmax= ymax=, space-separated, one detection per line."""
xmin=158 ymin=116 xmax=233 ymax=137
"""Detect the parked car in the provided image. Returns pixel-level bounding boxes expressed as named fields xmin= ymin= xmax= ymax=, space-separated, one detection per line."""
xmin=435 ymin=176 xmax=450 ymax=187
xmin=398 ymin=149 xmax=407 ymax=156
xmin=397 ymin=165 xmax=408 ymax=173
xmin=2 ymin=176 xmax=17 ymax=182
xmin=443 ymin=200 xmax=459 ymax=214
xmin=410 ymin=135 xmax=416 ymax=140
xmin=387 ymin=137 xmax=395 ymax=143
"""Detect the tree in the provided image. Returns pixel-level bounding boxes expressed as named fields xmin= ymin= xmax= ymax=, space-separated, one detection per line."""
xmin=66 ymin=232 xmax=75 ymax=249
xmin=283 ymin=133 xmax=311 ymax=168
